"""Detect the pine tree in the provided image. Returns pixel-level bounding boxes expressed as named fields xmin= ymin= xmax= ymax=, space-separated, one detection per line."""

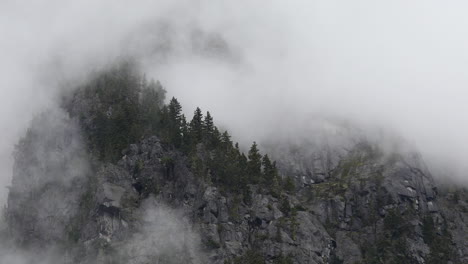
xmin=204 ymin=111 xmax=214 ymax=134
xmin=210 ymin=126 xmax=221 ymax=149
xmin=284 ymin=176 xmax=295 ymax=193
xmin=168 ymin=97 xmax=182 ymax=122
xmin=262 ymin=154 xmax=276 ymax=185
xmin=146 ymin=79 xmax=166 ymax=107
xmin=140 ymin=80 xmax=166 ymax=134
xmin=221 ymin=131 xmax=232 ymax=147
xmin=190 ymin=107 xmax=204 ymax=143
xmin=238 ymin=152 xmax=249 ymax=189
xmin=203 ymin=111 xmax=219 ymax=149
xmin=180 ymin=114 xmax=190 ymax=153
xmin=247 ymin=142 xmax=262 ymax=184
xmin=167 ymin=97 xmax=183 ymax=147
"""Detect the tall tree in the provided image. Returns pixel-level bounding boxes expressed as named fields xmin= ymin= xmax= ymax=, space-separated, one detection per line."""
xmin=167 ymin=98 xmax=183 ymax=147
xmin=168 ymin=97 xmax=182 ymax=122
xmin=221 ymin=131 xmax=232 ymax=147
xmin=190 ymin=107 xmax=204 ymax=143
xmin=146 ymin=80 xmax=166 ymax=107
xmin=203 ymin=111 xmax=218 ymax=148
xmin=262 ymin=154 xmax=276 ymax=185
xmin=140 ymin=79 xmax=166 ymax=134
xmin=247 ymin=142 xmax=262 ymax=184
xmin=180 ymin=114 xmax=190 ymax=153
xmin=204 ymin=111 xmax=214 ymax=134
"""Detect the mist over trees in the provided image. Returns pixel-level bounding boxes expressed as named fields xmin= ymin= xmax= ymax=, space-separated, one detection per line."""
xmin=64 ymin=62 xmax=292 ymax=201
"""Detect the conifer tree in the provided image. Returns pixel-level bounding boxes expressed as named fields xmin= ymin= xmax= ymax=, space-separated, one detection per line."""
xmin=180 ymin=114 xmax=190 ymax=153
xmin=204 ymin=111 xmax=214 ymax=134
xmin=284 ymin=176 xmax=295 ymax=193
xmin=203 ymin=111 xmax=218 ymax=148
xmin=262 ymin=154 xmax=276 ymax=185
xmin=146 ymin=79 xmax=166 ymax=107
xmin=239 ymin=152 xmax=249 ymax=183
xmin=221 ymin=131 xmax=232 ymax=147
xmin=140 ymin=81 xmax=165 ymax=133
xmin=168 ymin=97 xmax=183 ymax=147
xmin=168 ymin=97 xmax=182 ymax=122
xmin=247 ymin=142 xmax=262 ymax=184
xmin=190 ymin=107 xmax=204 ymax=143
xmin=210 ymin=126 xmax=221 ymax=149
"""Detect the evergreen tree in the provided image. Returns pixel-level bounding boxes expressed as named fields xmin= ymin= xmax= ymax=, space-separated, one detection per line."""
xmin=180 ymin=114 xmax=190 ymax=153
xmin=283 ymin=176 xmax=295 ymax=193
xmin=190 ymin=107 xmax=204 ymax=143
xmin=247 ymin=142 xmax=262 ymax=184
xmin=80 ymin=62 xmax=145 ymax=162
xmin=73 ymin=63 xmax=291 ymax=203
xmin=221 ymin=131 xmax=232 ymax=149
xmin=262 ymin=154 xmax=276 ymax=185
xmin=147 ymin=80 xmax=166 ymax=107
xmin=204 ymin=111 xmax=214 ymax=134
xmin=239 ymin=152 xmax=249 ymax=184
xmin=210 ymin=126 xmax=221 ymax=149
xmin=140 ymin=79 xmax=166 ymax=134
xmin=203 ymin=111 xmax=220 ymax=149
xmin=168 ymin=97 xmax=182 ymax=122
xmin=168 ymin=97 xmax=183 ymax=147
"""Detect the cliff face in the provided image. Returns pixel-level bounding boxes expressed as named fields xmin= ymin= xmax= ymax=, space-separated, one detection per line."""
xmin=6 ymin=124 xmax=333 ymax=264
xmin=3 ymin=69 xmax=468 ymax=264
xmin=269 ymin=141 xmax=464 ymax=264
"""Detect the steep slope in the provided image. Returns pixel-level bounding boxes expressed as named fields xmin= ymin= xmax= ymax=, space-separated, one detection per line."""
xmin=266 ymin=136 xmax=468 ymax=264
xmin=3 ymin=65 xmax=467 ymax=264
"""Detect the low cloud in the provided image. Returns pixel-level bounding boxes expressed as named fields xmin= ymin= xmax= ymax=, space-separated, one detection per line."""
xmin=119 ymin=198 xmax=206 ymax=264
xmin=1 ymin=1 xmax=468 ymax=212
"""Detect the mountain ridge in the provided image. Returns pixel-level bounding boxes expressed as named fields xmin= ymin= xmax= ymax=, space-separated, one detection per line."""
xmin=2 ymin=64 xmax=467 ymax=264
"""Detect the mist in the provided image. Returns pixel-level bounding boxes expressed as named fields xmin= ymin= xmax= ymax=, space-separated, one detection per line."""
xmin=2 ymin=0 xmax=468 ymax=207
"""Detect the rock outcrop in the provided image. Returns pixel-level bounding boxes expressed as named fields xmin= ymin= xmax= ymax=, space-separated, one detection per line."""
xmin=3 ymin=67 xmax=467 ymax=263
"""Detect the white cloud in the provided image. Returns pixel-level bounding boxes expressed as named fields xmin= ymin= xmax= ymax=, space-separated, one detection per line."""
xmin=1 ymin=0 xmax=468 ymax=209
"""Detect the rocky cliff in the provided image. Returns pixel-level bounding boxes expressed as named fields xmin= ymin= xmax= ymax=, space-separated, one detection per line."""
xmin=2 ymin=66 xmax=467 ymax=264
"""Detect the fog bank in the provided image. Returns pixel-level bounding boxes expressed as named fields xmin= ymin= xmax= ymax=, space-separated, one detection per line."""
xmin=2 ymin=0 xmax=468 ymax=207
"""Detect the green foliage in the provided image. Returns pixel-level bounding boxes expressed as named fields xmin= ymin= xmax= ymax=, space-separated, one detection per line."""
xmin=360 ymin=208 xmax=418 ymax=264
xmin=228 ymin=196 xmax=242 ymax=222
xmin=67 ymin=174 xmax=97 ymax=244
xmin=329 ymin=252 xmax=344 ymax=264
xmin=190 ymin=107 xmax=204 ymax=143
xmin=231 ymin=250 xmax=265 ymax=264
xmin=140 ymin=79 xmax=166 ymax=132
xmin=273 ymin=254 xmax=294 ymax=264
xmin=422 ymin=215 xmax=435 ymax=245
xmin=383 ymin=209 xmax=404 ymax=235
xmin=243 ymin=185 xmax=253 ymax=205
xmin=422 ymin=215 xmax=457 ymax=264
xmin=72 ymin=62 xmax=288 ymax=201
xmin=164 ymin=97 xmax=184 ymax=147
xmin=205 ymin=238 xmax=221 ymax=249
xmin=361 ymin=237 xmax=418 ymax=264
xmin=289 ymin=209 xmax=299 ymax=240
xmin=133 ymin=159 xmax=144 ymax=175
xmin=262 ymin=155 xmax=280 ymax=188
xmin=72 ymin=62 xmax=166 ymax=162
xmin=204 ymin=111 xmax=214 ymax=141
xmin=283 ymin=177 xmax=295 ymax=193
xmin=247 ymin=142 xmax=263 ymax=184
xmin=279 ymin=196 xmax=291 ymax=216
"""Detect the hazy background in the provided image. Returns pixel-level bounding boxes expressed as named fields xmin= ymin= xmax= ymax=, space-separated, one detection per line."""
xmin=1 ymin=0 xmax=468 ymax=204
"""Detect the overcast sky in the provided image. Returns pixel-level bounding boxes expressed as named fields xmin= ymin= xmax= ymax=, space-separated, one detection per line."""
xmin=1 ymin=0 xmax=468 ymax=203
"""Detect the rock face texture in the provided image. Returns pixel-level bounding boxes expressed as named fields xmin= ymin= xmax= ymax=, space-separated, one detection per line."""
xmin=268 ymin=139 xmax=468 ymax=264
xmin=6 ymin=126 xmax=334 ymax=263
xmin=2 ymin=69 xmax=467 ymax=263
xmin=5 ymin=111 xmax=468 ymax=264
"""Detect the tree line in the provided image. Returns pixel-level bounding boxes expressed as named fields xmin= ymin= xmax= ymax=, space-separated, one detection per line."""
xmin=71 ymin=62 xmax=293 ymax=197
